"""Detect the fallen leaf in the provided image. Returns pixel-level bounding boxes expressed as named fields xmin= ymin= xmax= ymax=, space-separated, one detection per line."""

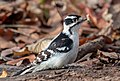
xmin=97 ymin=18 xmax=109 ymax=29
xmin=6 ymin=54 xmax=36 ymax=66
xmin=79 ymin=58 xmax=99 ymax=67
xmin=85 ymin=7 xmax=97 ymax=27
xmin=13 ymin=37 xmax=52 ymax=56
xmin=1 ymin=47 xmax=20 ymax=61
xmin=17 ymin=27 xmax=37 ymax=36
xmin=0 ymin=69 xmax=7 ymax=78
xmin=30 ymin=33 xmax=40 ymax=40
xmin=97 ymin=50 xmax=119 ymax=64
xmin=2 ymin=29 xmax=14 ymax=41
xmin=15 ymin=35 xmax=36 ymax=44
xmin=79 ymin=35 xmax=97 ymax=45
xmin=0 ymin=37 xmax=16 ymax=49
xmin=112 ymin=32 xmax=120 ymax=40
xmin=26 ymin=37 xmax=53 ymax=53
xmin=85 ymin=7 xmax=111 ymax=29
xmin=1 ymin=47 xmax=20 ymax=58
xmin=13 ymin=47 xmax=31 ymax=56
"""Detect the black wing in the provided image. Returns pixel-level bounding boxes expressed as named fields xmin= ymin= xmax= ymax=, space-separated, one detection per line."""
xmin=34 ymin=33 xmax=73 ymax=64
xmin=48 ymin=33 xmax=73 ymax=53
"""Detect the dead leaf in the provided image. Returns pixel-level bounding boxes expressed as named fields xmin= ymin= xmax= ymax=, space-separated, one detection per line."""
xmin=13 ymin=47 xmax=31 ymax=56
xmin=0 ymin=69 xmax=7 ymax=78
xmin=26 ymin=37 xmax=53 ymax=53
xmin=97 ymin=50 xmax=119 ymax=64
xmin=12 ymin=37 xmax=52 ymax=57
xmin=2 ymin=9 xmax=24 ymax=24
xmin=85 ymin=7 xmax=97 ymax=27
xmin=77 ymin=53 xmax=93 ymax=62
xmin=30 ymin=33 xmax=40 ymax=40
xmin=97 ymin=18 xmax=109 ymax=29
xmin=85 ymin=7 xmax=111 ymax=29
xmin=6 ymin=54 xmax=36 ymax=66
xmin=1 ymin=47 xmax=20 ymax=57
xmin=0 ymin=28 xmax=4 ymax=37
xmin=3 ymin=29 xmax=14 ymax=41
xmin=1 ymin=47 xmax=20 ymax=61
xmin=112 ymin=32 xmax=120 ymax=40
xmin=49 ymin=25 xmax=62 ymax=35
xmin=79 ymin=58 xmax=99 ymax=67
xmin=0 ymin=28 xmax=14 ymax=41
xmin=15 ymin=35 xmax=36 ymax=44
xmin=79 ymin=35 xmax=97 ymax=45
xmin=17 ymin=27 xmax=37 ymax=36
xmin=0 ymin=37 xmax=16 ymax=49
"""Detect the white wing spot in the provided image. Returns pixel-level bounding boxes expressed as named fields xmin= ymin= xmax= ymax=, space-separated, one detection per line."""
xmin=47 ymin=49 xmax=54 ymax=54
xmin=56 ymin=47 xmax=66 ymax=51
xmin=42 ymin=52 xmax=47 ymax=60
xmin=36 ymin=57 xmax=42 ymax=62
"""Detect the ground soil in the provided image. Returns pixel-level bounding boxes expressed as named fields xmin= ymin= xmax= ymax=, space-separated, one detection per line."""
xmin=0 ymin=63 xmax=120 ymax=81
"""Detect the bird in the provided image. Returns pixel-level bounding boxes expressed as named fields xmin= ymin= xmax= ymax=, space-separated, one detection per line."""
xmin=13 ymin=14 xmax=87 ymax=76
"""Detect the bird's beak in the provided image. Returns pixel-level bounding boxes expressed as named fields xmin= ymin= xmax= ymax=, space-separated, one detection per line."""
xmin=80 ymin=17 xmax=87 ymax=23
xmin=77 ymin=17 xmax=87 ymax=24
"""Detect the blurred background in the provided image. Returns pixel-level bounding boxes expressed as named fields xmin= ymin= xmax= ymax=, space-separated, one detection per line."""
xmin=0 ymin=0 xmax=114 ymax=50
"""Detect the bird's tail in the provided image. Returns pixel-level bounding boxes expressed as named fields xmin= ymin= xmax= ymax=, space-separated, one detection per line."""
xmin=12 ymin=60 xmax=50 ymax=76
xmin=12 ymin=65 xmax=36 ymax=76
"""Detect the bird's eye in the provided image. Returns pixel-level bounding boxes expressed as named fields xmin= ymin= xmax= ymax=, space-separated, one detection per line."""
xmin=73 ymin=18 xmax=77 ymax=22
xmin=64 ymin=19 xmax=73 ymax=25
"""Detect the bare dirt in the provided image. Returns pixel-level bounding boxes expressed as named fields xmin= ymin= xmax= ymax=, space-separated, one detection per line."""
xmin=0 ymin=63 xmax=120 ymax=81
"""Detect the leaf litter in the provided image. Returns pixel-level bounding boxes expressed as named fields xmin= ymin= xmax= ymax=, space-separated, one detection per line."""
xmin=0 ymin=0 xmax=120 ymax=80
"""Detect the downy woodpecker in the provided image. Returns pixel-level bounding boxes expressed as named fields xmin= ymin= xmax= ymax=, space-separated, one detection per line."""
xmin=13 ymin=14 xmax=87 ymax=76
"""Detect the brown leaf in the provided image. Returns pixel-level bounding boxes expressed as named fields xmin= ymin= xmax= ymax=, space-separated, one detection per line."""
xmin=0 ymin=37 xmax=16 ymax=49
xmin=0 ymin=29 xmax=14 ymax=41
xmin=13 ymin=37 xmax=52 ymax=57
xmin=0 ymin=69 xmax=8 ymax=78
xmin=26 ymin=37 xmax=53 ymax=53
xmin=112 ymin=32 xmax=120 ymax=40
xmin=97 ymin=18 xmax=109 ymax=29
xmin=79 ymin=35 xmax=97 ymax=45
xmin=97 ymin=50 xmax=119 ymax=64
xmin=17 ymin=27 xmax=37 ymax=36
xmin=85 ymin=7 xmax=110 ymax=29
xmin=49 ymin=25 xmax=62 ymax=35
xmin=85 ymin=7 xmax=97 ymax=26
xmin=0 ymin=28 xmax=4 ymax=36
xmin=15 ymin=35 xmax=36 ymax=44
xmin=1 ymin=47 xmax=20 ymax=61
xmin=6 ymin=54 xmax=36 ymax=66
xmin=79 ymin=59 xmax=99 ymax=67
xmin=2 ymin=10 xmax=24 ymax=24
xmin=102 ymin=36 xmax=112 ymax=44
xmin=30 ymin=33 xmax=40 ymax=40
xmin=13 ymin=47 xmax=31 ymax=56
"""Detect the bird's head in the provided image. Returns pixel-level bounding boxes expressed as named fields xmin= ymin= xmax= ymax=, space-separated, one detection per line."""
xmin=63 ymin=14 xmax=86 ymax=34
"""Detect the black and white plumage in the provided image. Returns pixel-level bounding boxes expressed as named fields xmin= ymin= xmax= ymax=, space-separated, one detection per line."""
xmin=13 ymin=14 xmax=87 ymax=76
